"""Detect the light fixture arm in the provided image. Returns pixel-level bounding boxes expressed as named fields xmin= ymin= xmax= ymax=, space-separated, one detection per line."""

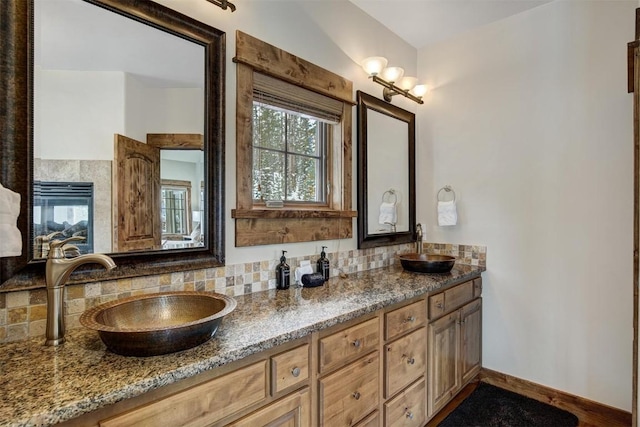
xmin=372 ymin=75 xmax=424 ymax=105
xmin=205 ymin=0 xmax=237 ymax=12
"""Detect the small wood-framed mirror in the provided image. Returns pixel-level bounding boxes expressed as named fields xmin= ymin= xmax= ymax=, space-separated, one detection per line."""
xmin=357 ymin=91 xmax=416 ymax=249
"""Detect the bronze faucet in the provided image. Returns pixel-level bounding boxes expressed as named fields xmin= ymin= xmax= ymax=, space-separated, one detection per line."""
xmin=415 ymin=223 xmax=423 ymax=254
xmin=45 ymin=236 xmax=116 ymax=346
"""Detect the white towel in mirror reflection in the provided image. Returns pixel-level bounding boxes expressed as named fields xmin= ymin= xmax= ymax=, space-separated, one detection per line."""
xmin=438 ymin=200 xmax=458 ymax=226
xmin=0 ymin=182 xmax=22 ymax=257
xmin=379 ymin=202 xmax=397 ymax=226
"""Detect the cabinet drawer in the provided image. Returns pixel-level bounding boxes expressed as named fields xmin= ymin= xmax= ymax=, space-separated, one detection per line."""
xmin=384 ymin=377 xmax=426 ymax=427
xmin=384 ymin=327 xmax=426 ymax=398
xmin=100 ymin=360 xmax=267 ymax=427
xmin=319 ymin=317 xmax=379 ymax=372
xmin=355 ymin=411 xmax=380 ymax=427
xmin=429 ymin=280 xmax=474 ymax=320
xmin=229 ymin=387 xmax=310 ymax=427
xmin=385 ymin=300 xmax=425 ymax=341
xmin=319 ymin=351 xmax=379 ymax=427
xmin=271 ymin=344 xmax=309 ymax=395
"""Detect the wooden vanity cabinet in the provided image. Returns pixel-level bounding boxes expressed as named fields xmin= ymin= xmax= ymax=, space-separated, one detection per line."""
xmin=59 ymin=276 xmax=483 ymax=427
xmin=427 ymin=279 xmax=482 ymax=418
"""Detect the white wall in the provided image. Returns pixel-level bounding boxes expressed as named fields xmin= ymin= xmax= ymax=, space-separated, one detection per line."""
xmin=153 ymin=0 xmax=420 ymax=264
xmin=418 ymin=0 xmax=635 ymax=410
xmin=35 ymin=68 xmax=125 ymax=160
xmin=124 ymin=73 xmax=204 ymax=142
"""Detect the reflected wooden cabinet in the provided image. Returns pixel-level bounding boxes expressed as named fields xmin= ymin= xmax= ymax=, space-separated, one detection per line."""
xmin=427 ymin=280 xmax=482 ymax=418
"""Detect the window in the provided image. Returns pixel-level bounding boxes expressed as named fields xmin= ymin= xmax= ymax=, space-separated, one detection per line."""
xmin=160 ymin=180 xmax=192 ymax=237
xmin=252 ymin=103 xmax=329 ymax=204
xmin=232 ymin=31 xmax=357 ymax=246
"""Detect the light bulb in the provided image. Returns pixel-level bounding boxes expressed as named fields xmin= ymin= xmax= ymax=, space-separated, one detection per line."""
xmin=381 ymin=67 xmax=404 ymax=83
xmin=412 ymin=84 xmax=428 ymax=97
xmin=398 ymin=76 xmax=417 ymax=91
xmin=361 ymin=56 xmax=388 ymax=77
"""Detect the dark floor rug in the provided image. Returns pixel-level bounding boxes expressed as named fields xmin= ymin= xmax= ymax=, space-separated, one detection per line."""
xmin=438 ymin=382 xmax=579 ymax=427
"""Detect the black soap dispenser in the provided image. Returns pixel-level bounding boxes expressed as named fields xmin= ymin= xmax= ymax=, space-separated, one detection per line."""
xmin=276 ymin=250 xmax=290 ymax=290
xmin=316 ymin=246 xmax=330 ymax=281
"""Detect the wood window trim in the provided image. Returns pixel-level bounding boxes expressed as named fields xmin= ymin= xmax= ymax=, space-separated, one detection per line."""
xmin=232 ymin=31 xmax=356 ymax=247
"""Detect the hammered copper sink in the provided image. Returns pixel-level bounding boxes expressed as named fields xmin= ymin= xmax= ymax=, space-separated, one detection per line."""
xmin=80 ymin=291 xmax=237 ymax=357
xmin=398 ymin=253 xmax=456 ymax=274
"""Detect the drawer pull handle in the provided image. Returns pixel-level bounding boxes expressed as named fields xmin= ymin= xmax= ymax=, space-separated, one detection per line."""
xmin=407 ymin=356 xmax=415 ymax=365
xmin=436 ymin=302 xmax=444 ymax=309
xmin=352 ymin=339 xmax=361 ymax=348
xmin=291 ymin=367 xmax=301 ymax=377
xmin=405 ymin=410 xmax=414 ymax=420
xmin=352 ymin=391 xmax=361 ymax=400
xmin=406 ymin=315 xmax=416 ymax=322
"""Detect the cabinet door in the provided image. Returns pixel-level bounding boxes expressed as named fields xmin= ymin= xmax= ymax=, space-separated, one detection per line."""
xmin=230 ymin=387 xmax=310 ymax=427
xmin=461 ymin=299 xmax=482 ymax=385
xmin=427 ymin=312 xmax=459 ymax=418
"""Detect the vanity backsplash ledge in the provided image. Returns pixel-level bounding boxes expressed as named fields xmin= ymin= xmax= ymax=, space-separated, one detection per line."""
xmin=0 ymin=242 xmax=486 ymax=343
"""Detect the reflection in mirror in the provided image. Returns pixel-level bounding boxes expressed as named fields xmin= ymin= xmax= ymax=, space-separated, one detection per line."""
xmin=0 ymin=0 xmax=225 ymax=288
xmin=33 ymin=0 xmax=205 ymax=258
xmin=366 ymin=109 xmax=409 ymax=235
xmin=357 ymin=91 xmax=416 ymax=249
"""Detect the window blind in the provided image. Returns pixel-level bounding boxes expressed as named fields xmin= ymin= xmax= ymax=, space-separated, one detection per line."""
xmin=253 ymin=72 xmax=343 ymax=124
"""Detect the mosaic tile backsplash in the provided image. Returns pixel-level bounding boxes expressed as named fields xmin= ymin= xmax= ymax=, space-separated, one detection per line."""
xmin=0 ymin=242 xmax=486 ymax=343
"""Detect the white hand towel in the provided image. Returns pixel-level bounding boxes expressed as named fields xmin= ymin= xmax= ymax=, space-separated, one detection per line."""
xmin=437 ymin=200 xmax=458 ymax=227
xmin=0 ymin=183 xmax=21 ymax=257
xmin=378 ymin=202 xmax=397 ymax=225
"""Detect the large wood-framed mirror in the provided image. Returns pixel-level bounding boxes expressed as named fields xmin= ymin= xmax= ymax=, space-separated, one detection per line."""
xmin=357 ymin=91 xmax=416 ymax=249
xmin=0 ymin=0 xmax=225 ymax=290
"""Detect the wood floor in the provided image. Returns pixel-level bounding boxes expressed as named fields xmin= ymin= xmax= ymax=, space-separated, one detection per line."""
xmin=424 ymin=379 xmax=628 ymax=427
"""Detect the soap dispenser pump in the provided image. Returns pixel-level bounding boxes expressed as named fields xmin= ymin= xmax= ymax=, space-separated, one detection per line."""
xmin=316 ymin=246 xmax=330 ymax=281
xmin=276 ymin=250 xmax=290 ymax=290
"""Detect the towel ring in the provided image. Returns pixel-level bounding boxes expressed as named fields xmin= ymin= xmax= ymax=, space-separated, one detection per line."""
xmin=382 ymin=189 xmax=398 ymax=204
xmin=437 ymin=185 xmax=456 ymax=203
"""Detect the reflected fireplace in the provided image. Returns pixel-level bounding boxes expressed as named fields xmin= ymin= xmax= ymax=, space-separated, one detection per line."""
xmin=33 ymin=181 xmax=94 ymax=258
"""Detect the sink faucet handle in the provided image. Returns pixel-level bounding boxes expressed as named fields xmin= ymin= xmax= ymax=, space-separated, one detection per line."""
xmin=48 ymin=236 xmax=86 ymax=258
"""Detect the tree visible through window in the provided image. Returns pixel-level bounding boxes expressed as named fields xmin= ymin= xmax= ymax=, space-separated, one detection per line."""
xmin=252 ymin=103 xmax=328 ymax=204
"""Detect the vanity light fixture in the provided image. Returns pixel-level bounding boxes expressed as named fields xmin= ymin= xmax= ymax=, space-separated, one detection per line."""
xmin=205 ymin=0 xmax=236 ymax=12
xmin=361 ymin=56 xmax=426 ymax=104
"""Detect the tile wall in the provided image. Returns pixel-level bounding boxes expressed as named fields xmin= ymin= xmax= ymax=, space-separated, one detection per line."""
xmin=0 ymin=242 xmax=486 ymax=343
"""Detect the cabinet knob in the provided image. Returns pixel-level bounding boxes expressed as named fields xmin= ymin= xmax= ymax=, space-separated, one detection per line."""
xmin=352 ymin=339 xmax=361 ymax=348
xmin=407 ymin=357 xmax=415 ymax=365
xmin=291 ymin=367 xmax=301 ymax=377
xmin=436 ymin=302 xmax=443 ymax=309
xmin=405 ymin=410 xmax=414 ymax=420
xmin=406 ymin=315 xmax=416 ymax=323
xmin=352 ymin=391 xmax=361 ymax=400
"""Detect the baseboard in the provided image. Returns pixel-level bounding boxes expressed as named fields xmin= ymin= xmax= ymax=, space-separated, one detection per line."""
xmin=479 ymin=368 xmax=631 ymax=427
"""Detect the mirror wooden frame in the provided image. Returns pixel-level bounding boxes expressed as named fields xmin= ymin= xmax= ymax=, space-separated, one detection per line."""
xmin=356 ymin=91 xmax=416 ymax=249
xmin=0 ymin=0 xmax=225 ymax=290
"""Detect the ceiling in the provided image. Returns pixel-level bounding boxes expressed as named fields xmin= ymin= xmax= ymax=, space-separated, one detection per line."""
xmin=349 ymin=0 xmax=554 ymax=49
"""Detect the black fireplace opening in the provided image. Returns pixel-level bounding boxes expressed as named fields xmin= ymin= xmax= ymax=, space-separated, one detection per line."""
xmin=33 ymin=181 xmax=94 ymax=257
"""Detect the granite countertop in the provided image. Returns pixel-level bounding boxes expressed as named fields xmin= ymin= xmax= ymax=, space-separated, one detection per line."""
xmin=0 ymin=263 xmax=484 ymax=427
